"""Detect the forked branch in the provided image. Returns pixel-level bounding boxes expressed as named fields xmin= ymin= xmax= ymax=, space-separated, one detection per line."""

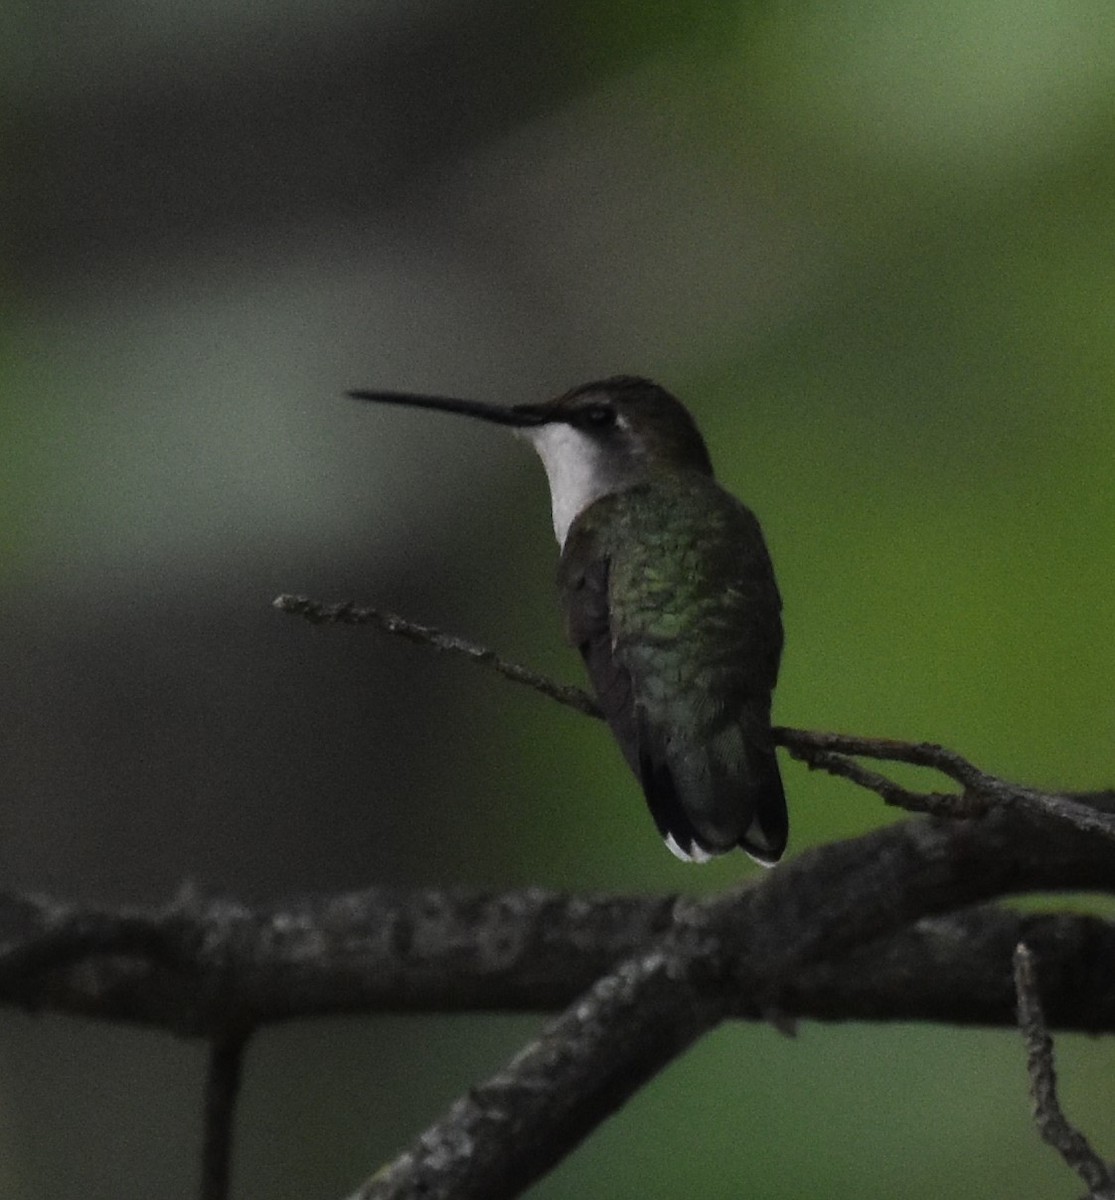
xmin=275 ymin=593 xmax=1115 ymax=842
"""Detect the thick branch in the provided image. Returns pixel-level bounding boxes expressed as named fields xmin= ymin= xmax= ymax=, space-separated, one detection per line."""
xmin=3 ymin=804 xmax=1113 ymax=1199
xmin=3 ymin=879 xmax=1114 ymax=1037
xmin=349 ymin=948 xmax=717 ymax=1200
xmin=351 ymin=801 xmax=1115 ymax=1200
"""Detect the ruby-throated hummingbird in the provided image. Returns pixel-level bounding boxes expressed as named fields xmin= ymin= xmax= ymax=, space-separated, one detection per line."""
xmin=349 ymin=376 xmax=787 ymax=864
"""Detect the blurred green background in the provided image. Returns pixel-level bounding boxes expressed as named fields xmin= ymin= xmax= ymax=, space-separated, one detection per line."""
xmin=3 ymin=1 xmax=1114 ymax=1196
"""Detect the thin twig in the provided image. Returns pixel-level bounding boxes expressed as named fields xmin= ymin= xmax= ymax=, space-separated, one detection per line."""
xmin=275 ymin=593 xmax=1115 ymax=842
xmin=273 ymin=594 xmax=600 ymax=717
xmin=780 ymin=745 xmax=976 ymax=817
xmin=1013 ymin=944 xmax=1115 ymax=1199
xmin=781 ymin=730 xmax=1115 ymax=842
xmin=201 ymin=1032 xmax=250 ymax=1200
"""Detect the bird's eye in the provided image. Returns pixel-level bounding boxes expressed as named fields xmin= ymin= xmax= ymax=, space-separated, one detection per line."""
xmin=581 ymin=404 xmax=616 ymax=429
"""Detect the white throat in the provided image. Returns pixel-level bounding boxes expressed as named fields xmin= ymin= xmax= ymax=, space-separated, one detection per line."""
xmin=522 ymin=424 xmax=628 ymax=547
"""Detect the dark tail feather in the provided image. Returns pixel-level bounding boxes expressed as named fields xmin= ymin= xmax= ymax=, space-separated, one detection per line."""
xmin=637 ymin=745 xmax=713 ymax=861
xmin=738 ymin=745 xmax=788 ymax=865
xmin=637 ymin=732 xmax=788 ymax=865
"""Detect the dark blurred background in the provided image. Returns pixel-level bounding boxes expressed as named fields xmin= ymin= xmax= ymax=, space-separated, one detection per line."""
xmin=4 ymin=2 xmax=1114 ymax=1196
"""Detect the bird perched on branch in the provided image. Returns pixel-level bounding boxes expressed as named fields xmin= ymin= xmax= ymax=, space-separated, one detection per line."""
xmin=350 ymin=376 xmax=787 ymax=864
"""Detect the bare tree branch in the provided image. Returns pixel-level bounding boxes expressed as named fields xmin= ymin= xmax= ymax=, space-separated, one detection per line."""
xmin=780 ymin=729 xmax=1115 ymax=843
xmin=349 ymin=946 xmax=717 ymax=1200
xmin=1013 ymin=944 xmax=1115 ymax=1200
xmin=272 ymin=594 xmax=599 ymax=716
xmin=0 ymin=788 xmax=1110 ymax=1198
xmin=8 ymin=596 xmax=1103 ymax=1197
xmin=2 ymin=825 xmax=1113 ymax=1040
xmin=274 ymin=594 xmax=1115 ymax=844
xmin=788 ymin=909 xmax=1115 ymax=1031
xmin=347 ymin=803 xmax=1115 ymax=1200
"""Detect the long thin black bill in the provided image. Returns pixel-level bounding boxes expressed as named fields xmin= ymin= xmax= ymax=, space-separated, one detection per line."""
xmin=347 ymin=389 xmax=549 ymax=427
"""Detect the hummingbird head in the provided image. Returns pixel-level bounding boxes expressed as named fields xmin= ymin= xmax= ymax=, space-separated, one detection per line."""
xmin=348 ymin=375 xmax=713 ymax=546
xmin=515 ymin=377 xmax=714 ymax=545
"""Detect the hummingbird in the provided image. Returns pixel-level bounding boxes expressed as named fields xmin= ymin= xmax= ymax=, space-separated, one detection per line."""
xmin=349 ymin=376 xmax=787 ymax=865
